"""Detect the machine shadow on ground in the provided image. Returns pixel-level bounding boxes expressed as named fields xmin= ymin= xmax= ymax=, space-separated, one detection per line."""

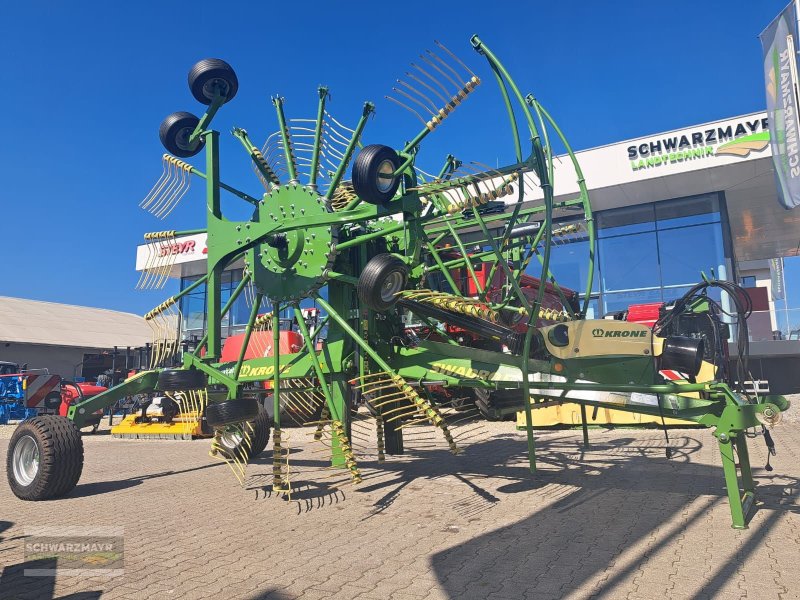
xmin=68 ymin=461 xmax=225 ymax=499
xmin=404 ymin=434 xmax=799 ymax=599
xmin=240 ymin=429 xmax=798 ymax=598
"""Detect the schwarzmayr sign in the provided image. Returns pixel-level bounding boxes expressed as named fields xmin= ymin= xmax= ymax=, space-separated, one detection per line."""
xmin=627 ymin=117 xmax=770 ymax=171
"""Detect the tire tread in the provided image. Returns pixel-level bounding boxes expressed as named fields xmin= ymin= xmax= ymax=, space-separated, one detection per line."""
xmin=6 ymin=415 xmax=83 ymax=501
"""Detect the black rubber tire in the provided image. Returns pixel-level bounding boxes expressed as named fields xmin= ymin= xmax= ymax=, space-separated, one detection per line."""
xmin=352 ymin=145 xmax=401 ymax=205
xmin=206 ymin=398 xmax=260 ymax=427
xmin=157 ymin=368 xmax=206 ymax=391
xmin=357 ymin=253 xmax=409 ymax=312
xmin=159 ymin=111 xmax=204 ymax=158
xmin=248 ymin=404 xmax=272 ymax=457
xmin=383 ymin=417 xmax=404 ymax=455
xmin=473 ymin=388 xmax=502 ymax=422
xmin=6 ymin=415 xmax=84 ymax=501
xmin=188 ymin=58 xmax=238 ymax=105
xmin=217 ymin=404 xmax=272 ymax=460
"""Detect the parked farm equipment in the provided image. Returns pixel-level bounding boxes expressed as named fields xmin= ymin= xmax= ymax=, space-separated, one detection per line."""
xmin=5 ymin=36 xmax=790 ymax=528
xmin=0 ymin=362 xmax=105 ymax=429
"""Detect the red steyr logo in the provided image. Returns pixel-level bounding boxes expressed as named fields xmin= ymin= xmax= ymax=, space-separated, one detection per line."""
xmin=158 ymin=240 xmax=196 ymax=257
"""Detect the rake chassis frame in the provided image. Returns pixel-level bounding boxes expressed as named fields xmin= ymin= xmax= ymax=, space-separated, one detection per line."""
xmin=60 ymin=36 xmax=789 ymax=529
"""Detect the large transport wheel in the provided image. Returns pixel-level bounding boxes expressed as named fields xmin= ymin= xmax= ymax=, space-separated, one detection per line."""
xmin=188 ymin=58 xmax=238 ymax=105
xmin=357 ymin=254 xmax=409 ymax=312
xmin=6 ymin=415 xmax=83 ymax=501
xmin=206 ymin=398 xmax=260 ymax=428
xmin=157 ymin=368 xmax=206 ymax=391
xmin=217 ymin=404 xmax=272 ymax=460
xmin=159 ymin=111 xmax=204 ymax=158
xmin=352 ymin=144 xmax=402 ymax=205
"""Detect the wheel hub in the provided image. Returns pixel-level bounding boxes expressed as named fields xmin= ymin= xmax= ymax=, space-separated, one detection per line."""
xmin=248 ymin=185 xmax=337 ymax=302
xmin=218 ymin=427 xmax=244 ymax=449
xmin=12 ymin=435 xmax=39 ymax=487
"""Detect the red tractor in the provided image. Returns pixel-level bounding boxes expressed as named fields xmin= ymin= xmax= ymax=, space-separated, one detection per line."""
xmin=58 ymin=381 xmax=106 ymax=433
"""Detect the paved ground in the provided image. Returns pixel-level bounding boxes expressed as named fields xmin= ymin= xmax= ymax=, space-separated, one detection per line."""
xmin=0 ymin=404 xmax=798 ymax=600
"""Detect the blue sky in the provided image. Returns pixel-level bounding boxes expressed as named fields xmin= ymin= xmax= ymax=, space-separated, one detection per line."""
xmin=0 ymin=0 xmax=797 ymax=315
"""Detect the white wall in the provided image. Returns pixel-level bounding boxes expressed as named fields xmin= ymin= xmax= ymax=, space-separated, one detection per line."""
xmin=0 ymin=342 xmax=100 ymax=380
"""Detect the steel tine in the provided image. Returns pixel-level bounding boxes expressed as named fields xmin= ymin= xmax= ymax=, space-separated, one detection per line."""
xmin=420 ymin=53 xmax=460 ymax=93
xmin=410 ymin=61 xmax=452 ymax=99
xmin=434 ymin=40 xmax=477 ymax=78
xmin=406 ymin=71 xmax=449 ymax=105
xmin=396 ymin=79 xmax=439 ymax=113
xmin=426 ymin=47 xmax=465 ymax=89
xmin=385 ymin=96 xmax=427 ymax=126
xmin=140 ymin=156 xmax=170 ymax=210
xmin=392 ymin=85 xmax=437 ymax=117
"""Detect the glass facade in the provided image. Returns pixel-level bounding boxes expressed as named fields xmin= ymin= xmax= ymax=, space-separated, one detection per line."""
xmin=179 ymin=269 xmax=252 ymax=341
xmin=543 ymin=193 xmax=729 ymax=316
xmin=178 ymin=194 xmax=730 ymax=334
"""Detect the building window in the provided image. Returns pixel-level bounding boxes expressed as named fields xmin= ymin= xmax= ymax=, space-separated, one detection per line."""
xmin=546 ymin=226 xmax=599 ymax=295
xmin=528 ymin=193 xmax=729 ymax=316
xmin=596 ymin=193 xmax=725 ymax=314
xmin=740 ymin=276 xmax=756 ymax=288
xmin=599 ymin=231 xmax=661 ymax=292
xmin=179 ymin=269 xmax=250 ymax=340
xmin=657 ymin=222 xmax=724 ymax=287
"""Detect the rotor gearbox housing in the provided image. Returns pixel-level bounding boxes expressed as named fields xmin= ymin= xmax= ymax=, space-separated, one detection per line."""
xmin=247 ymin=185 xmax=338 ymax=302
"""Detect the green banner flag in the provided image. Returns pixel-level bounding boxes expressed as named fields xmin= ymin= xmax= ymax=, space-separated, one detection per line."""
xmin=760 ymin=1 xmax=800 ymax=209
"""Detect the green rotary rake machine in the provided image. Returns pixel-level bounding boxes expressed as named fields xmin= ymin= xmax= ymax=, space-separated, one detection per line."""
xmin=6 ymin=36 xmax=790 ymax=529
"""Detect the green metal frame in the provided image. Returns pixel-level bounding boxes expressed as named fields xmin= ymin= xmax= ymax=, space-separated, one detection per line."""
xmin=65 ymin=36 xmax=790 ymax=529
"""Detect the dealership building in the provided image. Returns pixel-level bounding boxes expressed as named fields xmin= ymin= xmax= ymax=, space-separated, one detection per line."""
xmin=0 ymin=297 xmax=152 ymax=383
xmin=136 ymin=110 xmax=800 ymax=393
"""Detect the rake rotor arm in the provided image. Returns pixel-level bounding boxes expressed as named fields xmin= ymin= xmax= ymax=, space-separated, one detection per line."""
xmin=232 ymin=127 xmax=281 ymax=188
xmin=157 ymin=155 xmax=260 ymax=206
xmin=192 ymin=271 xmax=252 ymax=366
xmin=233 ymin=292 xmax=264 ymax=381
xmin=329 ymin=102 xmax=374 ymax=205
xmin=293 ymin=305 xmax=341 ymax=422
xmin=309 ymin=87 xmax=329 ymax=189
xmin=273 ymin=97 xmax=299 ymax=183
xmin=163 ymin=272 xmax=209 ymax=308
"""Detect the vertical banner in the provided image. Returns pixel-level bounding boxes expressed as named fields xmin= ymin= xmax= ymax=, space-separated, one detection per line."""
xmin=760 ymin=2 xmax=800 ymax=209
xmin=770 ymin=257 xmax=786 ymax=300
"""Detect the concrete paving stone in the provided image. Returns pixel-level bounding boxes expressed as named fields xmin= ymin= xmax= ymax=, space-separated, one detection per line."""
xmin=1 ymin=424 xmax=799 ymax=600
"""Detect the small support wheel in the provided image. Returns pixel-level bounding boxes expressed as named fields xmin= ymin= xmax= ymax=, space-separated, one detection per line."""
xmin=6 ymin=415 xmax=84 ymax=501
xmin=157 ymin=368 xmax=206 ymax=391
xmin=357 ymin=253 xmax=409 ymax=312
xmin=216 ymin=404 xmax=272 ymax=460
xmin=188 ymin=58 xmax=238 ymax=105
xmin=352 ymin=145 xmax=402 ymax=205
xmin=206 ymin=398 xmax=260 ymax=428
xmin=159 ymin=111 xmax=204 ymax=158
